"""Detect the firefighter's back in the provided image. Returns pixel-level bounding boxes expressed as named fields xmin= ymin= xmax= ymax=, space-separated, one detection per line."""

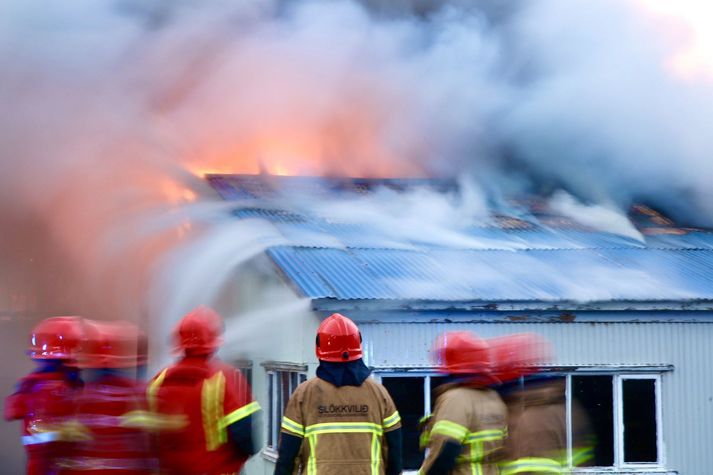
xmin=428 ymin=385 xmax=508 ymax=475
xmin=286 ymin=377 xmax=399 ymax=475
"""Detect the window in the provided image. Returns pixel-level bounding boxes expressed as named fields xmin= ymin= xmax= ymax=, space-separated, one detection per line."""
xmin=567 ymin=373 xmax=663 ymax=471
xmin=230 ymin=360 xmax=255 ymax=410
xmin=233 ymin=359 xmax=253 ymax=387
xmin=263 ymin=363 xmax=307 ymax=450
xmin=377 ymin=373 xmax=447 ymax=470
xmin=378 ymin=371 xmax=664 ymax=472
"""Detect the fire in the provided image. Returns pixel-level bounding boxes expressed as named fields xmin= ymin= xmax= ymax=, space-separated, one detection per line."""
xmin=186 ymin=130 xmax=426 ymax=179
xmin=631 ymin=0 xmax=713 ymax=82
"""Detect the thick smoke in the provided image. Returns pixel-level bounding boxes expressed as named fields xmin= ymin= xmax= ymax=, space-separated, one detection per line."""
xmin=1 ymin=0 xmax=712 ymax=465
xmin=498 ymin=0 xmax=713 ymax=224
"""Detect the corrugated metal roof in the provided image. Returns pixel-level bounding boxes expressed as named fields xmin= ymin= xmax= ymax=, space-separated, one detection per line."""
xmin=209 ymin=175 xmax=713 ymax=303
xmin=267 ymin=247 xmax=713 ymax=302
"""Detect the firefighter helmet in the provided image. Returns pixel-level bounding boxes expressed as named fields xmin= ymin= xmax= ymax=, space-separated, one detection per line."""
xmin=489 ymin=333 xmax=553 ymax=383
xmin=174 ymin=306 xmax=224 ymax=356
xmin=28 ymin=316 xmax=84 ymax=361
xmin=80 ymin=319 xmax=141 ymax=369
xmin=316 ymin=313 xmax=363 ymax=362
xmin=432 ymin=331 xmax=491 ymax=375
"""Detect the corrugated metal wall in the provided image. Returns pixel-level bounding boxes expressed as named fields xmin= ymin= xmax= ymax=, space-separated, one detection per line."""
xmin=361 ymin=321 xmax=713 ymax=475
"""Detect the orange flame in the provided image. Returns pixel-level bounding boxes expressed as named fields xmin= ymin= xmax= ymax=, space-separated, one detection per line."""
xmin=185 ymin=111 xmax=428 ymax=179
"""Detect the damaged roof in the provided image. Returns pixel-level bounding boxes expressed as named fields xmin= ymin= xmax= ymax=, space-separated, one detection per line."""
xmin=208 ymin=174 xmax=713 ymax=305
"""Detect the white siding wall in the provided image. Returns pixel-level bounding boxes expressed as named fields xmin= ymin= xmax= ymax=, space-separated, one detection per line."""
xmin=361 ymin=321 xmax=713 ymax=475
xmin=209 ymin=255 xmax=321 ymax=475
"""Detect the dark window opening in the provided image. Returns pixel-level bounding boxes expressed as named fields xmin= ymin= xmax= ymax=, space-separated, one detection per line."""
xmin=382 ymin=377 xmax=425 ymax=470
xmin=573 ymin=375 xmax=614 ymax=466
xmin=623 ymin=379 xmax=658 ymax=463
xmin=429 ymin=375 xmax=448 ymax=410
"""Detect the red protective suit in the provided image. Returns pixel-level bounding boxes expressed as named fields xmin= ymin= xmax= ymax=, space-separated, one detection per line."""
xmin=55 ymin=373 xmax=156 ymax=474
xmin=4 ymin=369 xmax=82 ymax=475
xmin=148 ymin=355 xmax=259 ymax=475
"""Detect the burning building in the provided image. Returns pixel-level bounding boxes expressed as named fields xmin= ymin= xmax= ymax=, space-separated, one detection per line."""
xmin=194 ymin=173 xmax=713 ymax=475
xmin=3 ymin=0 xmax=713 ymax=473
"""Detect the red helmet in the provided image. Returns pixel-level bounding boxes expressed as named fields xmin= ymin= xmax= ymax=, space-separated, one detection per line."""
xmin=173 ymin=306 xmax=224 ymax=356
xmin=80 ymin=320 xmax=141 ymax=369
xmin=316 ymin=313 xmax=363 ymax=362
xmin=432 ymin=331 xmax=491 ymax=375
xmin=489 ymin=333 xmax=553 ymax=383
xmin=28 ymin=316 xmax=83 ymax=361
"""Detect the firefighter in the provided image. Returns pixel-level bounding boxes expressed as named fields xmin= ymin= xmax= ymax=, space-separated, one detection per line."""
xmin=274 ymin=313 xmax=403 ymax=475
xmin=4 ymin=316 xmax=87 ymax=475
xmin=148 ymin=306 xmax=259 ymax=475
xmin=418 ymin=331 xmax=507 ymax=475
xmin=56 ymin=319 xmax=156 ymax=474
xmin=490 ymin=333 xmax=594 ymax=475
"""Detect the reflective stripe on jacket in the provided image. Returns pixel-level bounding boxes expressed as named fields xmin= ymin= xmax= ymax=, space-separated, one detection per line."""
xmin=280 ymin=377 xmax=401 ymax=475
xmin=148 ymin=356 xmax=260 ymax=475
xmin=419 ymin=385 xmax=507 ymax=475
xmin=499 ymin=380 xmax=594 ymax=475
xmin=5 ymin=370 xmax=82 ymax=475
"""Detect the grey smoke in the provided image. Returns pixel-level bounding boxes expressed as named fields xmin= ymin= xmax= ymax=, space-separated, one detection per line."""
xmin=1 ymin=0 xmax=712 ymax=464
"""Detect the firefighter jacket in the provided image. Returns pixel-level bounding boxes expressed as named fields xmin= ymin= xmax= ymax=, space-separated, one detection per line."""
xmin=148 ymin=355 xmax=260 ymax=475
xmin=4 ymin=368 xmax=83 ymax=475
xmin=279 ymin=376 xmax=402 ymax=475
xmin=419 ymin=383 xmax=507 ymax=475
xmin=499 ymin=380 xmax=594 ymax=475
xmin=55 ymin=373 xmax=156 ymax=474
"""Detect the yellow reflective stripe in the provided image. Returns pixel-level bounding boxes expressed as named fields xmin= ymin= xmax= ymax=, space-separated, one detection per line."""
xmin=371 ymin=432 xmax=381 ymax=475
xmin=120 ymin=410 xmax=188 ymax=431
xmin=305 ymin=421 xmax=383 ymax=436
xmin=281 ymin=416 xmax=305 ymax=437
xmin=466 ymin=428 xmax=506 ymax=443
xmin=571 ymin=446 xmax=595 ymax=466
xmin=431 ymin=420 xmax=469 ymax=442
xmin=147 ymin=369 xmax=167 ymax=413
xmin=221 ymin=401 xmax=261 ymax=428
xmin=419 ymin=429 xmax=430 ymax=449
xmin=382 ymin=411 xmax=401 ymax=429
xmin=500 ymin=457 xmax=564 ymax=474
xmin=202 ymin=372 xmax=226 ymax=451
xmin=301 ymin=422 xmax=384 ymax=474
xmin=470 ymin=442 xmax=480 ymax=475
xmin=307 ymin=434 xmax=317 ymax=475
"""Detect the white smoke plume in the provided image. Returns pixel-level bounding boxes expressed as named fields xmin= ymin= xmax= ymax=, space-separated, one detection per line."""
xmin=1 ymin=0 xmax=712 ymax=467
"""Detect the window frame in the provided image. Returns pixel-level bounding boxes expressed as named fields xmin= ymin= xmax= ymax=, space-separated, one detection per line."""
xmin=233 ymin=359 xmax=253 ymax=387
xmin=262 ymin=362 xmax=308 ymax=452
xmin=374 ymin=371 xmax=435 ymax=417
xmin=566 ymin=372 xmax=664 ymax=472
xmin=615 ymin=373 xmax=664 ymax=470
xmin=375 ymin=371 xmax=450 ymax=470
xmin=375 ymin=368 xmax=666 ymax=473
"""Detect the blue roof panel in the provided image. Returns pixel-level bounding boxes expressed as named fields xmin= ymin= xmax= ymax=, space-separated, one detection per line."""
xmin=267 ymin=247 xmax=713 ymax=302
xmin=209 ymin=175 xmax=713 ymax=303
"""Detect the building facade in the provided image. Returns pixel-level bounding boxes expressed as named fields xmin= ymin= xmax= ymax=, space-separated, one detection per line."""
xmin=209 ymin=175 xmax=713 ymax=475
